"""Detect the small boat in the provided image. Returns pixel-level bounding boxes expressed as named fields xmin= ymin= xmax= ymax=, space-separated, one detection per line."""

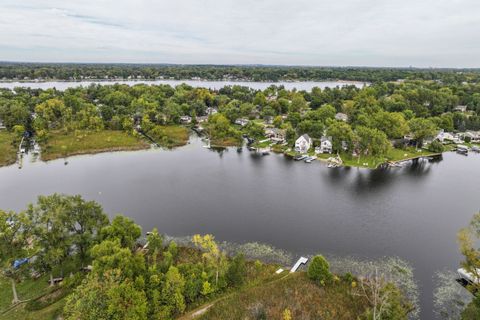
xmin=305 ymin=156 xmax=317 ymax=163
xmin=456 ymin=145 xmax=469 ymax=154
xmin=457 ymin=268 xmax=480 ymax=285
xmin=294 ymin=155 xmax=307 ymax=161
xmin=327 ymin=163 xmax=337 ymax=168
xmin=472 ymin=146 xmax=480 ymax=153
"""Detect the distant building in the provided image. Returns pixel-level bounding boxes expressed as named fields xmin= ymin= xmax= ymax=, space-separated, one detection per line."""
xmin=234 ymin=118 xmax=249 ymax=127
xmin=316 ymin=136 xmax=333 ymax=154
xmin=454 ymin=105 xmax=468 ymax=113
xmin=206 ymin=107 xmax=218 ymax=115
xmin=335 ymin=113 xmax=349 ymax=122
xmin=180 ymin=116 xmax=192 ymax=124
xmin=265 ymin=128 xmax=286 ymax=143
xmin=0 ymin=119 xmax=5 ymax=130
xmin=197 ymin=116 xmax=209 ymax=123
xmin=295 ymin=134 xmax=312 ymax=153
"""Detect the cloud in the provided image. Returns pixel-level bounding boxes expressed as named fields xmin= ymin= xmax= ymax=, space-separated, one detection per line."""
xmin=0 ymin=0 xmax=479 ymax=67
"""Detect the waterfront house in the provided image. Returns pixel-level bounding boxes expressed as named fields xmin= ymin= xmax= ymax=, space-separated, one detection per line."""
xmin=462 ymin=131 xmax=480 ymax=143
xmin=206 ymin=107 xmax=218 ymax=115
xmin=435 ymin=130 xmax=455 ymax=144
xmin=197 ymin=116 xmax=209 ymax=123
xmin=180 ymin=115 xmax=192 ymax=124
xmin=316 ymin=136 xmax=333 ymax=154
xmin=335 ymin=112 xmax=349 ymax=122
xmin=0 ymin=119 xmax=5 ymax=130
xmin=265 ymin=128 xmax=286 ymax=143
xmin=235 ymin=118 xmax=249 ymax=127
xmin=454 ymin=105 xmax=468 ymax=113
xmin=295 ymin=134 xmax=312 ymax=154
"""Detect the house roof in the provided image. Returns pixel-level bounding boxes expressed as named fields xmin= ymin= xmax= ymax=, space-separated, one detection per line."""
xmin=301 ymin=134 xmax=311 ymax=141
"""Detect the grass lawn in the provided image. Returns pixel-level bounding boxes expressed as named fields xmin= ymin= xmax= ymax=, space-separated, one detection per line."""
xmin=341 ymin=147 xmax=438 ymax=169
xmin=0 ymin=131 xmax=17 ymax=167
xmin=0 ymin=258 xmax=83 ymax=319
xmin=40 ymin=130 xmax=150 ymax=161
xmin=198 ymin=273 xmax=369 ymax=320
xmin=147 ymin=125 xmax=189 ymax=148
xmin=210 ymin=137 xmax=242 ymax=148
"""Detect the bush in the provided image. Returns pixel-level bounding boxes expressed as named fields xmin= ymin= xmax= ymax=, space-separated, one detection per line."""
xmin=226 ymin=254 xmax=247 ymax=287
xmin=307 ymin=255 xmax=333 ymax=285
xmin=428 ymin=140 xmax=444 ymax=153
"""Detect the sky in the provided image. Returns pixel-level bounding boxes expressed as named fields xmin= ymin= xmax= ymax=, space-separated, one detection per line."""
xmin=1 ymin=0 xmax=479 ymax=68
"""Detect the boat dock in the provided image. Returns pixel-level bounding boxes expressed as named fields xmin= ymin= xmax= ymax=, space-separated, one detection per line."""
xmin=290 ymin=257 xmax=309 ymax=273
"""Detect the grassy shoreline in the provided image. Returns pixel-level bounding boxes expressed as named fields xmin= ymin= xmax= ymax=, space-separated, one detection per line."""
xmin=39 ymin=130 xmax=150 ymax=161
xmin=281 ymin=145 xmax=441 ymax=169
xmin=0 ymin=131 xmax=17 ymax=167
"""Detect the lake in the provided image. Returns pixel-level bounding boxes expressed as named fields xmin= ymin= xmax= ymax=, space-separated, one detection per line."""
xmin=0 ymin=136 xmax=478 ymax=319
xmin=0 ymin=79 xmax=367 ymax=91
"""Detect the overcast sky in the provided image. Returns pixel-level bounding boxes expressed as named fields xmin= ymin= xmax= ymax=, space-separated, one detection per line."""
xmin=1 ymin=0 xmax=479 ymax=67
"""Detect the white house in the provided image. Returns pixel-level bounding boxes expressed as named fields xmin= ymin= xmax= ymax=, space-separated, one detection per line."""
xmin=0 ymin=119 xmax=5 ymax=130
xmin=180 ymin=115 xmax=192 ymax=124
xmin=335 ymin=112 xmax=348 ymax=122
xmin=206 ymin=107 xmax=218 ymax=115
xmin=234 ymin=118 xmax=249 ymax=127
xmin=295 ymin=134 xmax=312 ymax=154
xmin=315 ymin=136 xmax=333 ymax=154
xmin=454 ymin=105 xmax=468 ymax=113
xmin=265 ymin=128 xmax=286 ymax=143
xmin=435 ymin=130 xmax=455 ymax=143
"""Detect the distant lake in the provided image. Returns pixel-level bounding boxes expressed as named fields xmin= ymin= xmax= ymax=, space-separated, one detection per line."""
xmin=0 ymin=136 xmax=478 ymax=319
xmin=0 ymin=79 xmax=367 ymax=91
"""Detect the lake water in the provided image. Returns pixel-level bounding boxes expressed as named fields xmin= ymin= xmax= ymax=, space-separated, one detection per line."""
xmin=0 ymin=136 xmax=479 ymax=319
xmin=0 ymin=79 xmax=367 ymax=91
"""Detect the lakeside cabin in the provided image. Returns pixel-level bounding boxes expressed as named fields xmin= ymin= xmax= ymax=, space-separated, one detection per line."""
xmin=295 ymin=134 xmax=312 ymax=154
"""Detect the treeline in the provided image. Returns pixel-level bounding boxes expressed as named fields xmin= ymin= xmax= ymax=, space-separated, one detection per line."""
xmin=0 ymin=194 xmax=251 ymax=319
xmin=2 ymin=62 xmax=480 ymax=83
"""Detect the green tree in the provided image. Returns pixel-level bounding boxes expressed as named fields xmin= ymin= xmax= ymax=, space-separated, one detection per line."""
xmin=27 ymin=194 xmax=73 ymax=286
xmin=161 ymin=266 xmax=186 ymax=316
xmin=67 ymin=195 xmax=109 ymax=266
xmin=356 ymin=126 xmax=391 ymax=157
xmin=326 ymin=121 xmax=355 ymax=152
xmin=308 ymin=255 xmax=332 ymax=285
xmin=0 ymin=210 xmax=34 ymax=304
xmin=408 ymin=118 xmax=438 ymax=148
xmin=64 ymin=270 xmax=148 ymax=320
xmin=226 ymin=254 xmax=247 ymax=287
xmin=90 ymin=239 xmax=145 ymax=280
xmin=101 ymin=215 xmax=142 ymax=251
xmin=193 ymin=234 xmax=226 ymax=288
xmin=244 ymin=121 xmax=265 ymax=140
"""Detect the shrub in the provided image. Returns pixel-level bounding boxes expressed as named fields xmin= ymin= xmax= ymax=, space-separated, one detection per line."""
xmin=307 ymin=255 xmax=333 ymax=285
xmin=428 ymin=140 xmax=444 ymax=153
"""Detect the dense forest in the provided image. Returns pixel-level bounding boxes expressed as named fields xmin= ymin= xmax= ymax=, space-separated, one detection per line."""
xmin=2 ymin=62 xmax=480 ymax=83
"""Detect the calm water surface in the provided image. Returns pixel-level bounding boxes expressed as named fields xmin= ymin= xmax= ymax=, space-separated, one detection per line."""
xmin=0 ymin=136 xmax=478 ymax=319
xmin=0 ymin=80 xmax=366 ymax=91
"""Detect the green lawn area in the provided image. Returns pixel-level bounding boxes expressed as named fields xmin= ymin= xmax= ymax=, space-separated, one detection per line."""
xmin=40 ymin=130 xmax=150 ymax=161
xmin=198 ymin=273 xmax=369 ymax=320
xmin=0 ymin=258 xmax=83 ymax=320
xmin=210 ymin=137 xmax=243 ymax=148
xmin=147 ymin=125 xmax=189 ymax=148
xmin=0 ymin=131 xmax=17 ymax=167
